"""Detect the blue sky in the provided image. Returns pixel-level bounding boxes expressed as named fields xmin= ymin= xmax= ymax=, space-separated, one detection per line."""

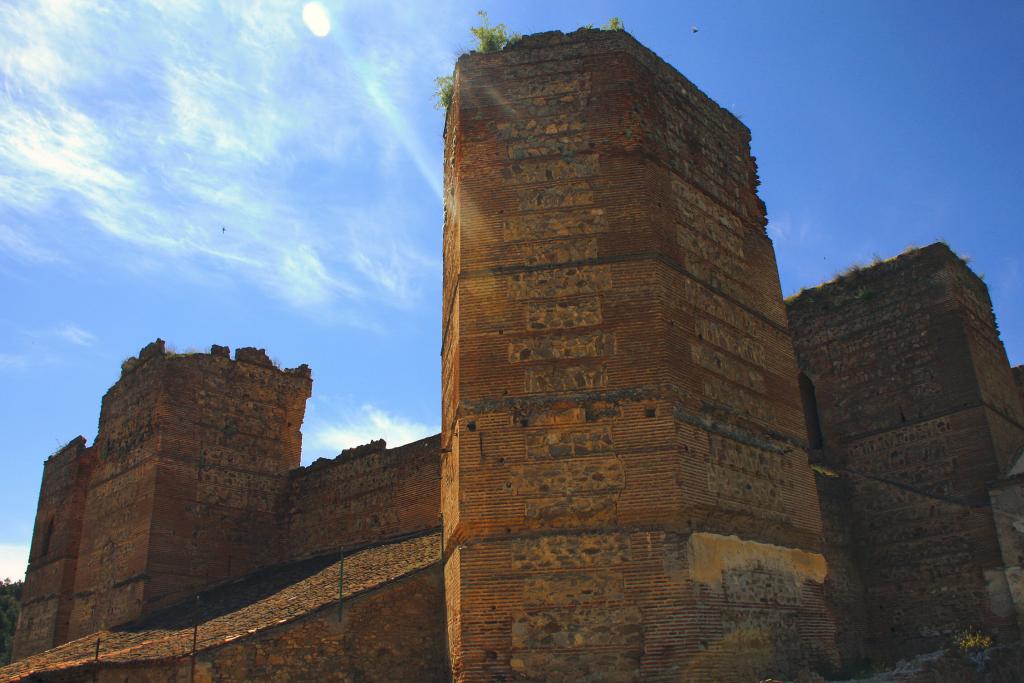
xmin=1 ymin=1 xmax=1021 ymax=580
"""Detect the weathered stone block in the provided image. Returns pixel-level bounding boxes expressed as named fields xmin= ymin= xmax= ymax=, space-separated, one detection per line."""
xmin=510 ymin=457 xmax=624 ymax=496
xmin=522 ymin=571 xmax=625 ymax=605
xmin=509 ymin=331 xmax=613 ymax=363
xmin=508 ymin=265 xmax=611 ymax=300
xmin=525 ymin=299 xmax=601 ymax=330
xmin=510 ymin=533 xmax=631 ymax=571
xmin=525 ymin=364 xmax=607 ymax=392
xmin=502 ymin=208 xmax=608 ymax=243
xmin=525 ymin=426 xmax=613 ymax=460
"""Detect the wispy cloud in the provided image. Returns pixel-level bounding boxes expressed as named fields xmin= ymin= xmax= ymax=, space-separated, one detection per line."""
xmin=0 ymin=353 xmax=30 ymax=371
xmin=767 ymin=213 xmax=812 ymax=245
xmin=0 ymin=0 xmax=451 ymax=321
xmin=0 ymin=544 xmax=29 ymax=582
xmin=55 ymin=324 xmax=96 ymax=346
xmin=306 ymin=403 xmax=438 ymax=458
xmin=0 ymin=225 xmax=64 ymax=263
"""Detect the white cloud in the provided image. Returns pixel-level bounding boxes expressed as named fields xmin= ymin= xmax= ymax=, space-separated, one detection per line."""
xmin=275 ymin=242 xmax=360 ymax=309
xmin=307 ymin=404 xmax=438 ymax=457
xmin=56 ymin=324 xmax=96 ymax=346
xmin=0 ymin=544 xmax=29 ymax=582
xmin=0 ymin=0 xmax=448 ymax=320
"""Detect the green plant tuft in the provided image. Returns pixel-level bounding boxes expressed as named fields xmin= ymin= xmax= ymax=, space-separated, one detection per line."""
xmin=954 ymin=627 xmax=993 ymax=653
xmin=810 ymin=463 xmax=840 ymax=478
xmin=434 ymin=11 xmax=521 ymax=110
xmin=602 ymin=17 xmax=625 ymax=31
xmin=434 ymin=75 xmax=454 ymax=110
xmin=470 ymin=10 xmax=521 ymax=53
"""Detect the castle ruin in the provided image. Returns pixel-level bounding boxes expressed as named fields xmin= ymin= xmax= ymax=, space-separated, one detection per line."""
xmin=3 ymin=29 xmax=1023 ymax=682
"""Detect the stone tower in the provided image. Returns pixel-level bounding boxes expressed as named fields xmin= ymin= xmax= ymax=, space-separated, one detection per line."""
xmin=789 ymin=244 xmax=1024 ymax=660
xmin=13 ymin=341 xmax=312 ymax=658
xmin=10 ymin=437 xmax=94 ymax=659
xmin=441 ymin=30 xmax=837 ymax=681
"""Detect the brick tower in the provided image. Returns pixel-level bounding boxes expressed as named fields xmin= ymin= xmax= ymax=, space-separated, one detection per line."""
xmin=64 ymin=342 xmax=312 ymax=641
xmin=441 ymin=30 xmax=837 ymax=681
xmin=10 ymin=438 xmax=94 ymax=660
xmin=13 ymin=341 xmax=312 ymax=658
xmin=789 ymin=244 xmax=1024 ymax=660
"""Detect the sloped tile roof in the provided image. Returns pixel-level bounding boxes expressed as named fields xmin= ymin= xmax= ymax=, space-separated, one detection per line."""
xmin=1 ymin=532 xmax=441 ymax=682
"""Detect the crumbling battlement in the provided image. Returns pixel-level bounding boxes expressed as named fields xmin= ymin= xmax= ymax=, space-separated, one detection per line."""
xmin=120 ymin=338 xmax=312 ymax=378
xmin=13 ymin=340 xmax=440 ymax=662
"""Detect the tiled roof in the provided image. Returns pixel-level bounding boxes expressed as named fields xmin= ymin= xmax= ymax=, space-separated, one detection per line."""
xmin=1 ymin=532 xmax=441 ymax=682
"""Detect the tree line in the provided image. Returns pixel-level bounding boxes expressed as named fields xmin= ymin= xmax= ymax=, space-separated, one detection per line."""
xmin=0 ymin=579 xmax=22 ymax=665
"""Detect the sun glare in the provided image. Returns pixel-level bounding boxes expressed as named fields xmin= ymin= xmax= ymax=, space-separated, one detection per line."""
xmin=302 ymin=2 xmax=331 ymax=38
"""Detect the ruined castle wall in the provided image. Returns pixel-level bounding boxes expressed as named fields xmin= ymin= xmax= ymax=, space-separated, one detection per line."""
xmin=284 ymin=436 xmax=441 ymax=560
xmin=814 ymin=471 xmax=868 ymax=665
xmin=1014 ymin=367 xmax=1024 ymax=409
xmin=11 ymin=438 xmax=95 ymax=660
xmin=951 ymin=257 xmax=1024 ymax=474
xmin=141 ymin=346 xmax=310 ymax=614
xmin=66 ymin=342 xmax=311 ymax=643
xmin=788 ymin=245 xmax=1024 ymax=661
xmin=195 ymin=567 xmax=446 ymax=683
xmin=442 ymin=29 xmax=836 ymax=682
xmin=990 ymin=477 xmax=1024 ymax=635
xmin=67 ymin=344 xmax=166 ymax=642
xmin=5 ymin=567 xmax=446 ymax=683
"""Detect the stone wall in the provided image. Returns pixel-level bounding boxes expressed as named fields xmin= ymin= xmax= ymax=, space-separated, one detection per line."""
xmin=1015 ymin=366 xmax=1024 ymax=419
xmin=788 ymin=245 xmax=1024 ymax=661
xmin=990 ymin=476 xmax=1024 ymax=637
xmin=11 ymin=438 xmax=94 ymax=661
xmin=814 ymin=471 xmax=868 ymax=666
xmin=283 ymin=436 xmax=441 ymax=560
xmin=441 ymin=28 xmax=836 ymax=682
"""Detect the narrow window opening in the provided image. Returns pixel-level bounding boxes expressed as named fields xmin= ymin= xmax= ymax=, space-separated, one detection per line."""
xmin=40 ymin=516 xmax=55 ymax=558
xmin=799 ymin=373 xmax=824 ymax=450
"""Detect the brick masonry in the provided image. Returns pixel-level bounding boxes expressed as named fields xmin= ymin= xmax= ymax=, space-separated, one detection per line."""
xmin=65 ymin=341 xmax=313 ymax=643
xmin=196 ymin=566 xmax=447 ymax=683
xmin=789 ymin=245 xmax=1024 ymax=662
xmin=1015 ymin=366 xmax=1024 ymax=412
xmin=2 ymin=533 xmax=445 ymax=683
xmin=11 ymin=437 xmax=94 ymax=658
xmin=284 ymin=436 xmax=440 ymax=561
xmin=441 ymin=29 xmax=837 ymax=682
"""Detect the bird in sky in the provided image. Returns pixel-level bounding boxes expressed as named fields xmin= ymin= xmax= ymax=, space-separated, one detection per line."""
xmin=691 ymin=26 xmax=699 ymax=34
